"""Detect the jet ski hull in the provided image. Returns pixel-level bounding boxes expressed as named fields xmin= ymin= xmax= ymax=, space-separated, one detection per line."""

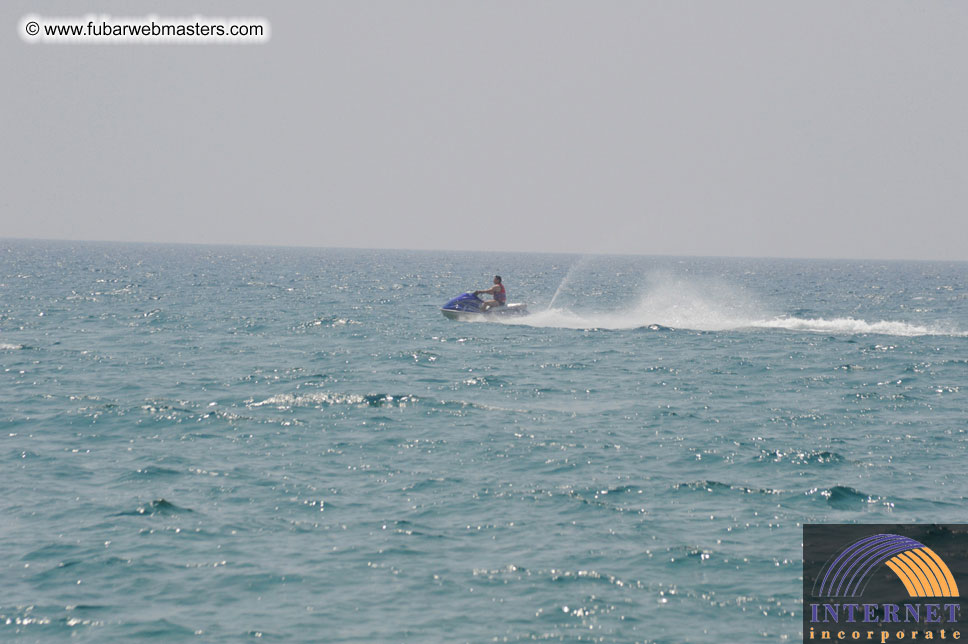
xmin=440 ymin=292 xmax=528 ymax=321
xmin=441 ymin=303 xmax=528 ymax=321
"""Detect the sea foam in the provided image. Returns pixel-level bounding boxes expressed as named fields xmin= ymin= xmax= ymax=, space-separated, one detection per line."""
xmin=506 ymin=275 xmax=964 ymax=336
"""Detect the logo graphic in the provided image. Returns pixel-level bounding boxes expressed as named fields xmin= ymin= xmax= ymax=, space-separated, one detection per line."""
xmin=804 ymin=525 xmax=968 ymax=644
xmin=815 ymin=533 xmax=959 ymax=599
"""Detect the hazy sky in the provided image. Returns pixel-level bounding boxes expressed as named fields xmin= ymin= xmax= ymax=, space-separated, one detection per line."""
xmin=4 ymin=2 xmax=967 ymax=260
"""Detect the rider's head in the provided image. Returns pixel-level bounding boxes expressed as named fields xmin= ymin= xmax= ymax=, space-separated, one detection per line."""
xmin=494 ymin=275 xmax=502 ymax=284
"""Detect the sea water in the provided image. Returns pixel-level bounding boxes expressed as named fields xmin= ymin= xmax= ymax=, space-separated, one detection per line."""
xmin=1 ymin=240 xmax=966 ymax=643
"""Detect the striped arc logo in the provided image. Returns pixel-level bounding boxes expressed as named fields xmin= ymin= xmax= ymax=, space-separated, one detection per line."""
xmin=814 ymin=534 xmax=960 ymax=598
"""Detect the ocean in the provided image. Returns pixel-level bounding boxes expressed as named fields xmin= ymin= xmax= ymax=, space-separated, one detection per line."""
xmin=1 ymin=240 xmax=966 ymax=642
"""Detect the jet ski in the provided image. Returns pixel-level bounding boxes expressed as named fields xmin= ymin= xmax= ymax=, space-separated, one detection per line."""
xmin=441 ymin=292 xmax=529 ymax=321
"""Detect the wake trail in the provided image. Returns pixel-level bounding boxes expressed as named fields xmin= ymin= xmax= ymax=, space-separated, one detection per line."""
xmin=505 ymin=275 xmax=966 ymax=337
xmin=512 ymin=308 xmax=964 ymax=337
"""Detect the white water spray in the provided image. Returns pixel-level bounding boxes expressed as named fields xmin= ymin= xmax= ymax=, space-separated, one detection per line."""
xmin=508 ymin=273 xmax=966 ymax=337
xmin=547 ymin=256 xmax=591 ymax=310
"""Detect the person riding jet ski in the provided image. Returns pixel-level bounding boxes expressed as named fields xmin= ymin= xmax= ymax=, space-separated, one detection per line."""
xmin=474 ymin=275 xmax=506 ymax=311
xmin=440 ymin=276 xmax=526 ymax=320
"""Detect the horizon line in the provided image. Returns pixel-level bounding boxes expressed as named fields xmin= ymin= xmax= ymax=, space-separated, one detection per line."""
xmin=1 ymin=235 xmax=965 ymax=265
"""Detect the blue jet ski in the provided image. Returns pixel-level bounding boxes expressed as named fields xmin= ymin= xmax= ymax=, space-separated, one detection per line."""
xmin=441 ymin=293 xmax=529 ymax=321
